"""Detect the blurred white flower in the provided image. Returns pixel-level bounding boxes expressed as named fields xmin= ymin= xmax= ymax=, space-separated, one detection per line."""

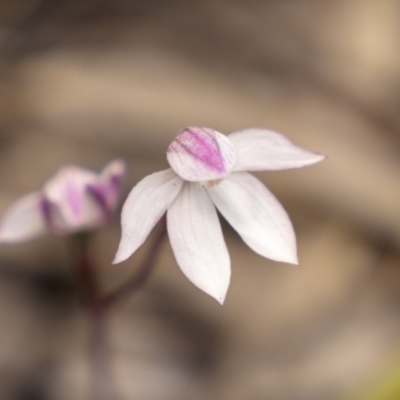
xmin=0 ymin=160 xmax=126 ymax=242
xmin=114 ymin=127 xmax=325 ymax=303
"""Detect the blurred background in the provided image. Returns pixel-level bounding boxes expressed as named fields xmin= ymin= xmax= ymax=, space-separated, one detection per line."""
xmin=1 ymin=0 xmax=400 ymax=399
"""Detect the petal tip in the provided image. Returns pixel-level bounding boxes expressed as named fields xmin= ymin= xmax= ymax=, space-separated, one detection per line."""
xmin=111 ymin=255 xmax=123 ymax=265
xmin=282 ymin=250 xmax=299 ymax=265
xmin=269 ymin=250 xmax=298 ymax=265
xmin=286 ymin=254 xmax=299 ymax=265
xmin=0 ymin=229 xmax=43 ymax=245
xmin=313 ymin=152 xmax=327 ymax=164
xmin=189 ymin=277 xmax=230 ymax=305
xmin=103 ymin=159 xmax=127 ymax=181
xmin=112 ymin=245 xmax=130 ymax=264
xmin=204 ymin=288 xmax=228 ymax=305
xmin=0 ymin=193 xmax=47 ymax=244
xmin=291 ymin=258 xmax=300 ymax=266
xmin=207 ymin=279 xmax=230 ymax=305
xmin=297 ymin=150 xmax=326 ymax=168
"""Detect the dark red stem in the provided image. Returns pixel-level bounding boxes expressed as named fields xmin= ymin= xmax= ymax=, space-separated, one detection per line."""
xmin=68 ymin=218 xmax=167 ymax=400
xmin=69 ymin=233 xmax=119 ymax=400
xmin=103 ymin=217 xmax=167 ymax=308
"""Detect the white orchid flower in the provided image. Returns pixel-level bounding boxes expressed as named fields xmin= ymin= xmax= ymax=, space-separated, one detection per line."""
xmin=114 ymin=127 xmax=325 ymax=303
xmin=0 ymin=160 xmax=126 ymax=242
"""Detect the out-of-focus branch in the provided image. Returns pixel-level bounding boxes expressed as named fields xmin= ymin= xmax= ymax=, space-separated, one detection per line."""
xmin=0 ymin=0 xmax=67 ymax=59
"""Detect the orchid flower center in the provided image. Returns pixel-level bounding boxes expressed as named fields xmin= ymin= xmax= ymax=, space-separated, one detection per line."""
xmin=166 ymin=127 xmax=237 ymax=183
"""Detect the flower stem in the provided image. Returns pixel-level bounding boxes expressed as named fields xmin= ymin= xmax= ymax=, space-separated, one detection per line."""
xmin=103 ymin=217 xmax=167 ymax=308
xmin=90 ymin=301 xmax=118 ymax=400
xmin=67 ymin=217 xmax=167 ymax=399
xmin=68 ymin=233 xmax=119 ymax=400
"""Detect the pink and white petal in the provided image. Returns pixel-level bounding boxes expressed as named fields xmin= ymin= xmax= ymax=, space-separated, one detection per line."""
xmin=228 ymin=128 xmax=325 ymax=171
xmin=43 ymin=166 xmax=98 ymax=229
xmin=94 ymin=159 xmax=127 ymax=209
xmin=0 ymin=192 xmax=47 ymax=243
xmin=167 ymin=127 xmax=238 ymax=182
xmin=208 ymin=172 xmax=298 ymax=264
xmin=113 ymin=169 xmax=184 ymax=264
xmin=167 ymin=183 xmax=231 ymax=304
xmin=44 ymin=193 xmax=105 ymax=234
xmin=100 ymin=159 xmax=126 ymax=183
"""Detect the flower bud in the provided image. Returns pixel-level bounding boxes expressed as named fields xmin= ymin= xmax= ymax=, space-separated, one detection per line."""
xmin=0 ymin=160 xmax=126 ymax=243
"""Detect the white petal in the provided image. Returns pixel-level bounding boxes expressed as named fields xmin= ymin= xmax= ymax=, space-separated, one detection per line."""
xmin=113 ymin=169 xmax=184 ymax=264
xmin=208 ymin=172 xmax=298 ymax=264
xmin=167 ymin=127 xmax=237 ymax=182
xmin=167 ymin=183 xmax=230 ymax=304
xmin=0 ymin=192 xmax=47 ymax=243
xmin=229 ymin=128 xmax=325 ymax=171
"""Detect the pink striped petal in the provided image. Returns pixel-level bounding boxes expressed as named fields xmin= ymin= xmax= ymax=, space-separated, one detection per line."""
xmin=208 ymin=172 xmax=298 ymax=264
xmin=167 ymin=127 xmax=237 ymax=182
xmin=229 ymin=128 xmax=325 ymax=171
xmin=88 ymin=159 xmax=126 ymax=213
xmin=113 ymin=169 xmax=184 ymax=264
xmin=167 ymin=183 xmax=231 ymax=304
xmin=43 ymin=166 xmax=104 ymax=233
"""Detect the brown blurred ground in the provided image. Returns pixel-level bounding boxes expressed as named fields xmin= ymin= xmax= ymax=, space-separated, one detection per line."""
xmin=1 ymin=1 xmax=400 ymax=399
